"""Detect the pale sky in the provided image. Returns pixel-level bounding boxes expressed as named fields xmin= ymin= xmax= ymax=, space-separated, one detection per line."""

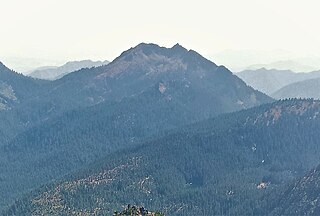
xmin=1 ymin=0 xmax=320 ymax=72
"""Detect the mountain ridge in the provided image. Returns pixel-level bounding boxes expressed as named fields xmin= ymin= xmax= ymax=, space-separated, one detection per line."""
xmin=28 ymin=59 xmax=110 ymax=80
xmin=272 ymin=77 xmax=320 ymax=100
xmin=237 ymin=68 xmax=320 ymax=95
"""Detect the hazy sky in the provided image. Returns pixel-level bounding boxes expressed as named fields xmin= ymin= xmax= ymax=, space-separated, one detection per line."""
xmin=1 ymin=0 xmax=320 ymax=72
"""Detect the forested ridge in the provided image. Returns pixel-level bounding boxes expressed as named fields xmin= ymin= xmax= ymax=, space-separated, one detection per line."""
xmin=5 ymin=99 xmax=320 ymax=215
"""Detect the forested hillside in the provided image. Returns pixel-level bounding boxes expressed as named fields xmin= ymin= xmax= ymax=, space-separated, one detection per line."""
xmin=0 ymin=83 xmax=223 ymax=207
xmin=0 ymin=62 xmax=47 ymax=144
xmin=0 ymin=62 xmax=45 ymax=110
xmin=272 ymin=78 xmax=320 ymax=100
xmin=272 ymin=165 xmax=320 ymax=215
xmin=5 ymin=99 xmax=320 ymax=215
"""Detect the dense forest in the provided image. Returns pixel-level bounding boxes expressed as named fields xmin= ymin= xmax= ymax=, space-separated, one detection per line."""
xmin=4 ymin=99 xmax=320 ymax=215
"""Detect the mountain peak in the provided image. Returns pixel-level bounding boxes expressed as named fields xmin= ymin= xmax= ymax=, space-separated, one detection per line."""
xmin=128 ymin=43 xmax=189 ymax=57
xmin=171 ymin=43 xmax=188 ymax=52
xmin=133 ymin=43 xmax=162 ymax=55
xmin=103 ymin=43 xmax=235 ymax=79
xmin=134 ymin=42 xmax=188 ymax=51
xmin=114 ymin=42 xmax=187 ymax=64
xmin=135 ymin=42 xmax=160 ymax=49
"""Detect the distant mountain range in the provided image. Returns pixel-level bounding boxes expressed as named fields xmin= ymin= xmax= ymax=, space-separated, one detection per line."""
xmin=245 ymin=60 xmax=317 ymax=73
xmin=237 ymin=68 xmax=320 ymax=95
xmin=212 ymin=49 xmax=320 ymax=72
xmin=28 ymin=59 xmax=110 ymax=80
xmin=0 ymin=43 xmax=273 ymax=209
xmin=0 ymin=57 xmax=65 ymax=73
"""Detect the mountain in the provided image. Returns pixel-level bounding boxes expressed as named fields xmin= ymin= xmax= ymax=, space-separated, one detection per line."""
xmin=5 ymin=99 xmax=320 ymax=215
xmin=245 ymin=60 xmax=317 ymax=73
xmin=17 ymin=43 xmax=272 ymax=131
xmin=0 ymin=43 xmax=273 ymax=144
xmin=0 ymin=43 xmax=273 ymax=143
xmin=37 ymin=43 xmax=272 ymax=115
xmin=237 ymin=68 xmax=320 ymax=95
xmin=0 ymin=43 xmax=273 ymax=209
xmin=28 ymin=59 xmax=110 ymax=80
xmin=272 ymin=78 xmax=320 ymax=100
